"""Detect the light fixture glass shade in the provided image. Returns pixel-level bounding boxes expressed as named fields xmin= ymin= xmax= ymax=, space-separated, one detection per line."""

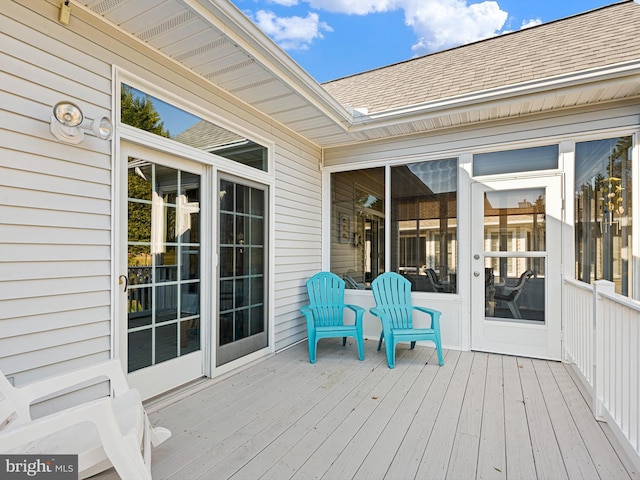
xmin=91 ymin=116 xmax=114 ymax=140
xmin=53 ymin=101 xmax=83 ymax=127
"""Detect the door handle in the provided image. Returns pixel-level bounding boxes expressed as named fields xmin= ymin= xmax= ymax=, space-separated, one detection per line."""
xmin=119 ymin=275 xmax=129 ymax=292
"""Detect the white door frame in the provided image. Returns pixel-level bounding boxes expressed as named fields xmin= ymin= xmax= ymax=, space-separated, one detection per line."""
xmin=470 ymin=175 xmax=563 ymax=360
xmin=117 ymin=141 xmax=211 ymax=399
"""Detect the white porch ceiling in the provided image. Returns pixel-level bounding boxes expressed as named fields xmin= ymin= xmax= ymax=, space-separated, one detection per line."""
xmin=79 ymin=0 xmax=640 ymax=148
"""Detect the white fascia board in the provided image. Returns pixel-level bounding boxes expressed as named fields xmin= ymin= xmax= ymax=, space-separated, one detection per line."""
xmin=350 ymin=59 xmax=640 ymax=130
xmin=185 ymin=0 xmax=353 ymax=129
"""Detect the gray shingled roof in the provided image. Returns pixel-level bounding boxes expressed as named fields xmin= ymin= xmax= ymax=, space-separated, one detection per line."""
xmin=322 ymin=1 xmax=640 ymax=114
xmin=173 ymin=119 xmax=245 ymax=150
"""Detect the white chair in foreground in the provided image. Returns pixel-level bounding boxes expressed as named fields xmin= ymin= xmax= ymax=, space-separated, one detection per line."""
xmin=0 ymin=360 xmax=171 ymax=479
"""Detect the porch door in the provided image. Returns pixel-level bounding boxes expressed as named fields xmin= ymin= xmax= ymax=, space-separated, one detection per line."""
xmin=119 ymin=143 xmax=206 ymax=399
xmin=470 ymin=176 xmax=562 ymax=359
xmin=217 ymin=176 xmax=268 ymax=366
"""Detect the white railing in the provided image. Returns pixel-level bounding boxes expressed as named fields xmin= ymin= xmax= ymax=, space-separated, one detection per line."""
xmin=563 ymin=278 xmax=594 ymax=388
xmin=563 ymin=278 xmax=640 ymax=469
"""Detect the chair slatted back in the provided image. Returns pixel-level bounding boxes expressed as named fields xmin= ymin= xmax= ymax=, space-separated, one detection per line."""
xmin=371 ymin=272 xmax=414 ymax=329
xmin=305 ymin=272 xmax=347 ymax=327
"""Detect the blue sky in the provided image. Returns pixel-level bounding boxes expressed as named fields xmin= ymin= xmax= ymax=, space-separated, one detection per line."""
xmin=230 ymin=0 xmax=618 ymax=83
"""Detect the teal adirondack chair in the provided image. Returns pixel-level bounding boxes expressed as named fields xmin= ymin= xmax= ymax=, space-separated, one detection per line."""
xmin=301 ymin=272 xmax=365 ymax=363
xmin=370 ymin=272 xmax=444 ymax=368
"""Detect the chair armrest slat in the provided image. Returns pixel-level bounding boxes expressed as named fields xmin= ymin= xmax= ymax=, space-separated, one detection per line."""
xmin=17 ymin=360 xmax=130 ymax=406
xmin=412 ymin=306 xmax=441 ymax=318
xmin=344 ymin=304 xmax=365 ymax=313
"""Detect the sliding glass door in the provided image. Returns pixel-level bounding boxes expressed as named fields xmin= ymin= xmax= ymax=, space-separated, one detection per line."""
xmin=120 ymin=143 xmax=205 ymax=399
xmin=217 ymin=176 xmax=268 ymax=366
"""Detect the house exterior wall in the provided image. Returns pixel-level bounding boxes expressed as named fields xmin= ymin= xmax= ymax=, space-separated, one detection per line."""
xmin=323 ymin=100 xmax=640 ymax=352
xmin=324 ymin=102 xmax=640 ymax=168
xmin=0 ymin=1 xmax=321 ymax=388
xmin=3 ymin=0 xmax=640 ymax=399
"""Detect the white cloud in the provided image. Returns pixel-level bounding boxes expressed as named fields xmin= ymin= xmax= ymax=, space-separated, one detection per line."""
xmin=520 ymin=18 xmax=542 ymax=29
xmin=403 ymin=0 xmax=508 ymax=54
xmin=501 ymin=17 xmax=542 ymax=34
xmin=306 ymin=0 xmax=399 ymax=15
xmin=268 ymin=0 xmax=299 ymax=6
xmin=304 ymin=0 xmax=508 ymax=53
xmin=255 ymin=10 xmax=333 ymax=50
xmin=252 ymin=0 xmax=511 ymax=54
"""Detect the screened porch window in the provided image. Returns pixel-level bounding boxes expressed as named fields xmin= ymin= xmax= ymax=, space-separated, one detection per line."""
xmin=391 ymin=159 xmax=458 ymax=293
xmin=330 ymin=159 xmax=458 ymax=293
xmin=575 ymin=136 xmax=632 ymax=296
xmin=330 ymin=168 xmax=385 ymax=289
xmin=473 ymin=144 xmax=558 ymax=176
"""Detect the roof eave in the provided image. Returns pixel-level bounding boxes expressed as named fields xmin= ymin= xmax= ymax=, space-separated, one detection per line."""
xmin=184 ymin=0 xmax=354 ymax=129
xmin=349 ymin=60 xmax=640 ymax=131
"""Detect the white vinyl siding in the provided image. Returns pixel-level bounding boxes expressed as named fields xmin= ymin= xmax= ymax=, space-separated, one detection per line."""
xmin=273 ymin=145 xmax=322 ymax=349
xmin=2 ymin=0 xmax=322 ymax=387
xmin=1 ymin=3 xmax=113 ymax=385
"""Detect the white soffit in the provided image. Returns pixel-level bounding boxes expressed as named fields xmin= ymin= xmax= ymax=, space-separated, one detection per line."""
xmin=79 ymin=0 xmax=640 ymax=148
xmin=79 ymin=0 xmax=353 ymax=146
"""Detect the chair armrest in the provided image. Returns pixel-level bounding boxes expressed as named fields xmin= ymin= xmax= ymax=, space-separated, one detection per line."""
xmin=369 ymin=308 xmax=393 ymax=341
xmin=369 ymin=307 xmax=394 ymax=327
xmin=16 ymin=360 xmax=130 ymax=409
xmin=345 ymin=304 xmax=365 ymax=314
xmin=300 ymin=306 xmax=316 ymax=331
xmin=412 ymin=306 xmax=441 ymax=317
xmin=413 ymin=306 xmax=442 ymax=330
xmin=0 ymin=396 xmax=125 ymax=453
xmin=344 ymin=304 xmax=365 ymax=325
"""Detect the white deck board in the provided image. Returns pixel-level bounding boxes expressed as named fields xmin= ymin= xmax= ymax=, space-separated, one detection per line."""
xmin=547 ymin=361 xmax=631 ymax=480
xmin=318 ymin=347 xmax=431 ymax=480
xmin=352 ymin=347 xmax=439 ymax=480
xmin=477 ymin=353 xmax=506 ymax=480
xmin=90 ymin=341 xmax=633 ymax=480
xmin=446 ymin=350 xmax=487 ymax=480
xmin=502 ymin=355 xmax=537 ymax=480
xmin=533 ymin=359 xmax=600 ymax=479
xmin=290 ymin=348 xmax=422 ymax=480
xmin=518 ymin=357 xmax=569 ymax=480
xmin=384 ymin=349 xmax=461 ymax=480
xmin=415 ymin=350 xmax=474 ymax=480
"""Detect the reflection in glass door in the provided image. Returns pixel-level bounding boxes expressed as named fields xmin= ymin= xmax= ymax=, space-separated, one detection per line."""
xmin=364 ymin=216 xmax=383 ymax=284
xmin=218 ymin=177 xmax=268 ymax=366
xmin=483 ymin=188 xmax=546 ymax=322
xmin=127 ymin=159 xmax=202 ymax=373
xmin=471 ymin=177 xmax=562 ymax=360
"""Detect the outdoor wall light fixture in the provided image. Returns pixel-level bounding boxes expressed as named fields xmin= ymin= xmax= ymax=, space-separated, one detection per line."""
xmin=50 ymin=101 xmax=113 ymax=144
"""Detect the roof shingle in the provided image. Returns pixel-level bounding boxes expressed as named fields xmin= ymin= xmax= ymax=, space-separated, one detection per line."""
xmin=322 ymin=1 xmax=640 ymax=114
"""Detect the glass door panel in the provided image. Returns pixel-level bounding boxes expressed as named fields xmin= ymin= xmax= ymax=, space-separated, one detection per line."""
xmin=217 ymin=177 xmax=268 ymax=366
xmin=127 ymin=158 xmax=201 ymax=372
xmin=483 ymin=188 xmax=546 ymax=322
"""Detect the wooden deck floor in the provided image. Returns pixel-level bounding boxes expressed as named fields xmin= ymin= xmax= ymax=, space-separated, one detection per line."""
xmin=96 ymin=340 xmax=635 ymax=479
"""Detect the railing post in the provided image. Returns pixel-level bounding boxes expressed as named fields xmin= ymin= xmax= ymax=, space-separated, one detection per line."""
xmin=593 ymin=279 xmax=615 ymax=421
